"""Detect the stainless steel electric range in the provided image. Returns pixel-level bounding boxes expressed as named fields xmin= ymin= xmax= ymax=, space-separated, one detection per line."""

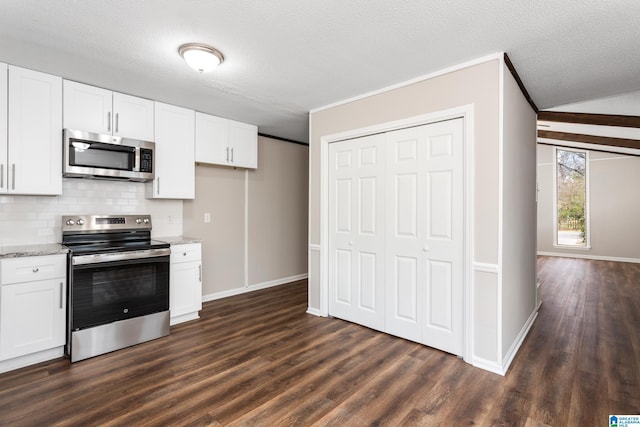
xmin=62 ymin=214 xmax=170 ymax=362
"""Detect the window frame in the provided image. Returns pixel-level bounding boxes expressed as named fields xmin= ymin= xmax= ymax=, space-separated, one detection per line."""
xmin=552 ymin=146 xmax=590 ymax=249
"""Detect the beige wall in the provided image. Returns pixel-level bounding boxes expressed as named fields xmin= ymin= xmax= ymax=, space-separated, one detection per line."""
xmin=309 ymin=59 xmax=502 ymax=363
xmin=309 ymin=60 xmax=501 ymax=264
xmin=501 ymin=64 xmax=538 ymax=360
xmin=248 ymin=138 xmax=309 ymax=285
xmin=184 ymin=164 xmax=246 ymax=295
xmin=308 ymin=57 xmax=539 ymax=372
xmin=183 ymin=136 xmax=309 ymax=298
xmin=537 ymin=145 xmax=640 ymax=260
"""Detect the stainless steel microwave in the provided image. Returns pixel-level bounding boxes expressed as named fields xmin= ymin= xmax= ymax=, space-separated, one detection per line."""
xmin=63 ymin=129 xmax=155 ymax=182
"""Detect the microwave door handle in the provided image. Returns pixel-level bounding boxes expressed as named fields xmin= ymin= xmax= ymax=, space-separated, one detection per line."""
xmin=134 ymin=147 xmax=140 ymax=172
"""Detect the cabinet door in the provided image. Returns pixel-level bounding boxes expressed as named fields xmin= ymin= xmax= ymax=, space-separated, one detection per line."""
xmin=150 ymin=102 xmax=195 ymax=199
xmin=195 ymin=112 xmax=229 ymax=165
xmin=7 ymin=66 xmax=62 ymax=195
xmin=228 ymin=119 xmax=258 ymax=169
xmin=0 ymin=279 xmax=66 ymax=361
xmin=0 ymin=63 xmax=7 ymax=193
xmin=113 ymin=92 xmax=154 ymax=141
xmin=63 ymin=80 xmax=113 ymax=135
xmin=170 ymin=260 xmax=202 ymax=320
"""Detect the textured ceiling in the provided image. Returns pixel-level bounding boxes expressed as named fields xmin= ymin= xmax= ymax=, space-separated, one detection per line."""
xmin=0 ymin=0 xmax=639 ymax=142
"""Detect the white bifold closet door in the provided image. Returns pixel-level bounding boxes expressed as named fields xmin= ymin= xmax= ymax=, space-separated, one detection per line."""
xmin=329 ymin=118 xmax=463 ymax=356
xmin=328 ymin=133 xmax=386 ymax=331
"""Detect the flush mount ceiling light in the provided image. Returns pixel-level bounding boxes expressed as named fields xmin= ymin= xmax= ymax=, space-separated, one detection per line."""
xmin=178 ymin=43 xmax=224 ymax=73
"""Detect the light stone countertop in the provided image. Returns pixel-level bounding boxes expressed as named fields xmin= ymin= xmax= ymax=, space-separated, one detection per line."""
xmin=0 ymin=243 xmax=69 ymax=259
xmin=155 ymin=236 xmax=202 ymax=245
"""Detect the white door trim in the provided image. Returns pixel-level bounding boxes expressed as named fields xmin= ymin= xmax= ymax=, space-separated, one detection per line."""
xmin=319 ymin=104 xmax=475 ymax=364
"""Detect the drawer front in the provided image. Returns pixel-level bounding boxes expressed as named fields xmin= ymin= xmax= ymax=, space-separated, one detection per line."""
xmin=1 ymin=254 xmax=67 ymax=285
xmin=170 ymin=243 xmax=201 ymax=264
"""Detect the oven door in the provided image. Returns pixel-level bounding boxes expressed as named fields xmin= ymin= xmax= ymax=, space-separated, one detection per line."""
xmin=70 ymin=249 xmax=170 ymax=331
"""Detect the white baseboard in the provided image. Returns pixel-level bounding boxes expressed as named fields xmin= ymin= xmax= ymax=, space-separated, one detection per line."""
xmin=537 ymin=251 xmax=640 ymax=264
xmin=501 ymin=309 xmax=538 ymax=375
xmin=471 ymin=307 xmax=538 ymax=376
xmin=202 ymin=273 xmax=308 ymax=302
xmin=170 ymin=312 xmax=200 ymax=326
xmin=0 ymin=346 xmax=64 ymax=374
xmin=471 ymin=356 xmax=504 ymax=376
xmin=306 ymin=307 xmax=322 ymax=316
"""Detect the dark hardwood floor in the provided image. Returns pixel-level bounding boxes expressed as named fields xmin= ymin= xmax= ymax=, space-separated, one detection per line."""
xmin=0 ymin=256 xmax=638 ymax=426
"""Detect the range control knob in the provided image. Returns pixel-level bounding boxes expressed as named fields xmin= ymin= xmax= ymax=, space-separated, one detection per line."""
xmin=143 ymin=218 xmax=150 ymax=224
xmin=135 ymin=218 xmax=142 ymax=224
xmin=66 ymin=219 xmax=75 ymax=226
xmin=76 ymin=219 xmax=85 ymax=226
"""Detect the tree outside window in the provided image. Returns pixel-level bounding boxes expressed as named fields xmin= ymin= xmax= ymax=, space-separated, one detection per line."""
xmin=555 ymin=148 xmax=588 ymax=247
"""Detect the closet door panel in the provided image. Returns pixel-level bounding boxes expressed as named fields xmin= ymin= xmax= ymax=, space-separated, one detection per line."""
xmin=329 ymin=134 xmax=385 ymax=331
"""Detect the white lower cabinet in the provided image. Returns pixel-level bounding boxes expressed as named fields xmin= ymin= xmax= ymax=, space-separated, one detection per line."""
xmin=170 ymin=243 xmax=202 ymax=325
xmin=0 ymin=254 xmax=67 ymax=372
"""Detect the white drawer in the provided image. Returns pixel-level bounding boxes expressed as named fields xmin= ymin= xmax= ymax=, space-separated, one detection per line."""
xmin=170 ymin=243 xmax=201 ymax=264
xmin=1 ymin=254 xmax=66 ymax=285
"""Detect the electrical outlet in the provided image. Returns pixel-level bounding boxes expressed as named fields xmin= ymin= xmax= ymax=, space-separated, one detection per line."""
xmin=204 ymin=212 xmax=211 ymax=223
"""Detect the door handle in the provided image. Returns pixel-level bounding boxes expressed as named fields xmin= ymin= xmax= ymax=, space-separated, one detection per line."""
xmin=0 ymin=164 xmax=3 ymax=189
xmin=198 ymin=264 xmax=202 ymax=282
xmin=422 ymin=246 xmax=430 ymax=252
xmin=157 ymin=177 xmax=160 ymax=195
xmin=11 ymin=164 xmax=15 ymax=190
xmin=226 ymin=147 xmax=229 ymax=162
xmin=115 ymin=113 xmax=119 ymax=133
xmin=230 ymin=147 xmax=234 ymax=163
xmin=59 ymin=282 xmax=63 ymax=309
xmin=107 ymin=112 xmax=111 ymax=132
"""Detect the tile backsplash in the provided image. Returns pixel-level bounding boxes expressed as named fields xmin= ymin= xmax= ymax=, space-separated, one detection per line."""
xmin=0 ymin=179 xmax=183 ymax=246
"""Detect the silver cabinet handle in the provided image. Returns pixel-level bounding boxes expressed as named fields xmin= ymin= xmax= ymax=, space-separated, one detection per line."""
xmin=11 ymin=164 xmax=15 ymax=190
xmin=32 ymin=267 xmax=39 ymax=273
xmin=0 ymin=164 xmax=3 ymax=189
xmin=59 ymin=282 xmax=63 ymax=309
xmin=226 ymin=146 xmax=229 ymax=162
xmin=157 ymin=177 xmax=160 ymax=195
xmin=198 ymin=264 xmax=202 ymax=282
xmin=107 ymin=111 xmax=111 ymax=132
xmin=115 ymin=113 xmax=119 ymax=133
xmin=230 ymin=147 xmax=234 ymax=163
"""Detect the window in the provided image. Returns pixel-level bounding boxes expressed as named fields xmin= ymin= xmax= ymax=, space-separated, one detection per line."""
xmin=554 ymin=148 xmax=589 ymax=247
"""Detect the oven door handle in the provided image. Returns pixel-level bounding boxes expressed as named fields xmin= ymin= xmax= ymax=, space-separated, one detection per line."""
xmin=72 ymin=248 xmax=171 ymax=265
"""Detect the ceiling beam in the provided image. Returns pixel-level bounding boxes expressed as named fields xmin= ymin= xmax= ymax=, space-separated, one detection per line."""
xmin=538 ymin=111 xmax=640 ymax=128
xmin=504 ymin=53 xmax=538 ymax=113
xmin=537 ymin=130 xmax=640 ymax=150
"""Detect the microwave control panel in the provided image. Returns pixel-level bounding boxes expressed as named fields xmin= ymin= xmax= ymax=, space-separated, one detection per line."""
xmin=140 ymin=149 xmax=153 ymax=172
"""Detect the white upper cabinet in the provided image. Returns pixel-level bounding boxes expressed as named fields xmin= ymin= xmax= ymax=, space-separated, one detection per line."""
xmin=112 ymin=92 xmax=155 ymax=141
xmin=195 ymin=112 xmax=257 ymax=169
xmin=228 ymin=120 xmax=258 ymax=168
xmin=148 ymin=102 xmax=195 ymax=199
xmin=0 ymin=63 xmax=7 ymax=194
xmin=62 ymin=81 xmax=111 ymax=135
xmin=4 ymin=66 xmax=62 ymax=195
xmin=63 ymin=80 xmax=154 ymax=141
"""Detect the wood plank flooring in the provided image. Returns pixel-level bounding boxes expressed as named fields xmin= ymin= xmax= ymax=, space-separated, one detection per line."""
xmin=0 ymin=256 xmax=638 ymax=426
